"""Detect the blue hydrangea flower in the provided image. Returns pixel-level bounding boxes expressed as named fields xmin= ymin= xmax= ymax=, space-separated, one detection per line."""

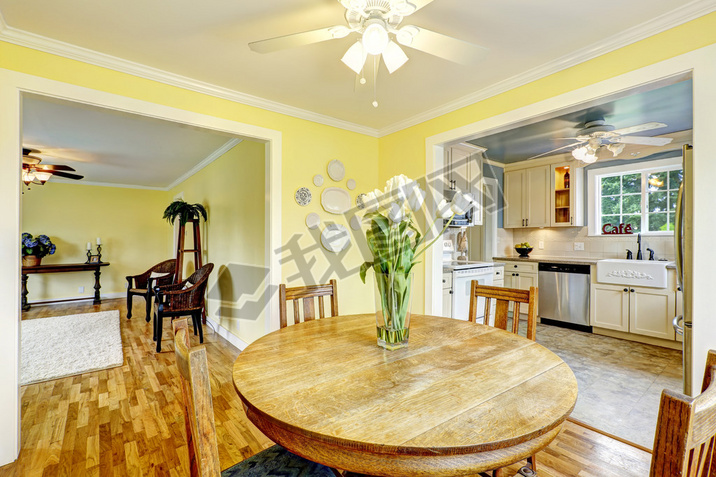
xmin=27 ymin=239 xmax=38 ymax=248
xmin=22 ymin=237 xmax=34 ymax=248
xmin=22 ymin=233 xmax=30 ymax=240
xmin=49 ymin=244 xmax=56 ymax=255
xmin=38 ymin=235 xmax=50 ymax=245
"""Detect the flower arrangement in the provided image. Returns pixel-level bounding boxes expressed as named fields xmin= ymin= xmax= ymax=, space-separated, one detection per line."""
xmin=21 ymin=233 xmax=56 ymax=258
xmin=359 ymin=174 xmax=475 ymax=349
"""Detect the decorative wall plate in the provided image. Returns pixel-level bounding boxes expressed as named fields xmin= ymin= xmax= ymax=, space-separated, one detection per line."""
xmin=356 ymin=193 xmax=368 ymax=209
xmin=321 ymin=224 xmax=350 ymax=253
xmin=346 ymin=179 xmax=356 ymax=190
xmin=350 ymin=215 xmax=362 ymax=231
xmin=321 ymin=187 xmax=351 ymax=214
xmin=327 ymin=159 xmax=345 ymax=181
xmin=313 ymin=174 xmax=324 ymax=187
xmin=306 ymin=213 xmax=321 ymax=229
xmin=295 ymin=187 xmax=312 ymax=206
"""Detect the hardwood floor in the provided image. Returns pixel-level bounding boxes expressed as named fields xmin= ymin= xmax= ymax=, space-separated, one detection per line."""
xmin=0 ymin=299 xmax=652 ymax=476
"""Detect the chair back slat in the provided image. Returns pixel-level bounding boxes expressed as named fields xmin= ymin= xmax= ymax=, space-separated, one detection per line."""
xmin=483 ymin=297 xmax=491 ymax=326
xmin=278 ymin=280 xmax=339 ymax=328
xmin=468 ymin=283 xmax=538 ymax=341
xmin=172 ymin=318 xmax=221 ymax=477
xmin=650 ymin=350 xmax=716 ymax=477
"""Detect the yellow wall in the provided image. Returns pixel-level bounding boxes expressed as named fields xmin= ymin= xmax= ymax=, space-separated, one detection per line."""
xmin=21 ymin=182 xmax=168 ymax=302
xmin=378 ymin=11 xmax=716 ymax=311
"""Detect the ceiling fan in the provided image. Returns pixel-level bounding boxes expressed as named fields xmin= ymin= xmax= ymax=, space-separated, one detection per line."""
xmin=530 ymin=119 xmax=674 ymax=163
xmin=22 ymin=148 xmax=84 ymax=186
xmin=249 ymin=0 xmax=488 ymax=77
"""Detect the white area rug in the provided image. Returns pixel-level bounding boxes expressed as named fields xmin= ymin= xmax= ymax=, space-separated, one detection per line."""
xmin=21 ymin=310 xmax=123 ymax=386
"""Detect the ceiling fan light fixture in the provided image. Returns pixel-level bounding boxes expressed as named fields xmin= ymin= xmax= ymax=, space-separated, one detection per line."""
xmin=33 ymin=171 xmax=52 ymax=183
xmin=329 ymin=26 xmax=351 ymax=39
xmin=390 ymin=0 xmax=416 ymax=16
xmin=341 ymin=41 xmax=368 ymax=74
xmin=22 ymin=169 xmax=36 ymax=185
xmin=341 ymin=0 xmax=367 ymax=12
xmin=396 ymin=25 xmax=419 ymax=46
xmin=572 ymin=146 xmax=597 ymax=164
xmin=382 ymin=40 xmax=408 ymax=73
xmin=607 ymin=143 xmax=626 ymax=157
xmin=362 ymin=20 xmax=389 ymax=55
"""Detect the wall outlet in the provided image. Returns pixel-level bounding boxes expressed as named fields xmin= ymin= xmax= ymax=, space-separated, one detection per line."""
xmin=78 ymin=286 xmax=84 ymax=293
xmin=538 ymin=241 xmax=544 ymax=249
xmin=574 ymin=242 xmax=585 ymax=251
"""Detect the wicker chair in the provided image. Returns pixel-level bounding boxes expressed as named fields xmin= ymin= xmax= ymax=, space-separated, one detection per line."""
xmin=153 ymin=263 xmax=213 ymax=352
xmin=125 ymin=259 xmax=176 ymax=321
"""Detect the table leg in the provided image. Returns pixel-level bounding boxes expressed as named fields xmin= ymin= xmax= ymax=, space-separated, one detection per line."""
xmin=21 ymin=273 xmax=30 ymax=311
xmin=93 ymin=268 xmax=102 ymax=305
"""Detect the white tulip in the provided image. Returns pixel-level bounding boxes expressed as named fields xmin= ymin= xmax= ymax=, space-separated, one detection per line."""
xmin=451 ymin=191 xmax=476 ymax=215
xmin=407 ymin=183 xmax=426 ymax=212
xmin=388 ymin=202 xmax=406 ymax=223
xmin=363 ymin=188 xmax=384 ymax=212
xmin=384 ymin=174 xmax=410 ymax=201
xmin=437 ymin=199 xmax=454 ymax=219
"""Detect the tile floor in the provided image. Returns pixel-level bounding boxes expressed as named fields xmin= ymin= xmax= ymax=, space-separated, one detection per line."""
xmin=534 ymin=323 xmax=682 ymax=449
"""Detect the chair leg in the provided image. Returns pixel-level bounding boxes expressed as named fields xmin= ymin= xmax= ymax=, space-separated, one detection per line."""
xmin=493 ymin=469 xmax=504 ymax=477
xmin=527 ymin=455 xmax=537 ymax=472
xmin=194 ymin=312 xmax=204 ymax=344
xmin=155 ymin=312 xmax=163 ymax=352
xmin=145 ymin=295 xmax=152 ymax=322
xmin=127 ymin=293 xmax=133 ymax=319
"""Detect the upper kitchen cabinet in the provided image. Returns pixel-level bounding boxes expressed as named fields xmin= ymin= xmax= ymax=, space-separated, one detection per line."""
xmin=504 ymin=165 xmax=550 ymax=228
xmin=551 ymin=163 xmax=584 ymax=227
xmin=445 ymin=144 xmax=483 ymax=226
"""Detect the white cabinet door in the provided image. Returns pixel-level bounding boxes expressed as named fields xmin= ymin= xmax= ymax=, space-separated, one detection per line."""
xmin=516 ymin=272 xmax=538 ymax=291
xmin=442 ymin=287 xmax=452 ymax=318
xmin=630 ymin=287 xmax=675 ymax=340
xmin=676 ymin=286 xmax=683 ymax=343
xmin=591 ymin=283 xmax=630 ymax=332
xmin=524 ymin=166 xmax=550 ymax=227
xmin=504 ymin=170 xmax=524 ymax=228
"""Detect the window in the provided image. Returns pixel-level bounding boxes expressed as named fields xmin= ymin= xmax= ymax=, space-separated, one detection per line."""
xmin=589 ymin=158 xmax=683 ymax=235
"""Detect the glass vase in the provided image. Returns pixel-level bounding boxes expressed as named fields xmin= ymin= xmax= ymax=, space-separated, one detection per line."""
xmin=374 ymin=271 xmax=413 ymax=350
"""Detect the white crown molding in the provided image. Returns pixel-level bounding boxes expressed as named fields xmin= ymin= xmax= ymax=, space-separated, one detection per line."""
xmin=165 ymin=138 xmax=242 ymax=190
xmin=0 ymin=13 xmax=380 ymax=138
xmin=378 ymin=0 xmax=716 ymax=137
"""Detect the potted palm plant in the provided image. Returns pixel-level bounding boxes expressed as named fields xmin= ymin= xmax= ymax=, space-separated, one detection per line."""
xmin=162 ymin=200 xmax=208 ymax=226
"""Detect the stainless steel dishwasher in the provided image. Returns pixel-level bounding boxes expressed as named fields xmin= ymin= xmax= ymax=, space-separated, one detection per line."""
xmin=538 ymin=262 xmax=591 ymax=332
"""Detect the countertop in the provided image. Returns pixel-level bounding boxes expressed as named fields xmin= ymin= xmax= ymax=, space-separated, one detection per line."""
xmin=494 ymin=255 xmax=676 ymax=268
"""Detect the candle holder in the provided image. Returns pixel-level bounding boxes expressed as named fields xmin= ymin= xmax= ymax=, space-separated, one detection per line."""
xmin=96 ymin=244 xmax=103 ymax=263
xmin=85 ymin=249 xmax=93 ymax=264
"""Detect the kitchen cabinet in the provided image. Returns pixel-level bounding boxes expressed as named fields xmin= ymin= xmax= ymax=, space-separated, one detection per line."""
xmin=497 ymin=261 xmax=538 ymax=314
xmin=442 ymin=272 xmax=452 ymax=318
xmin=445 ymin=145 xmax=483 ymax=226
xmin=504 ymin=165 xmax=550 ymax=228
xmin=675 ymin=284 xmax=683 ymax=343
xmin=591 ymin=282 xmax=676 ymax=340
xmin=550 ymin=163 xmax=584 ymax=227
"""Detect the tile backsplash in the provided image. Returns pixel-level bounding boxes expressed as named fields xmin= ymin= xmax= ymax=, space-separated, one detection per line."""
xmin=496 ymin=227 xmax=675 ymax=260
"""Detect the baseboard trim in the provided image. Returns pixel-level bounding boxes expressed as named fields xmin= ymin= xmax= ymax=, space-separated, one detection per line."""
xmin=205 ymin=317 xmax=248 ymax=351
xmin=567 ymin=417 xmax=652 ymax=454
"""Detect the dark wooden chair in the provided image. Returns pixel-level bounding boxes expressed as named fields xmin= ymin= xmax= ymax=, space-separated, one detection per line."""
xmin=469 ymin=284 xmax=539 ymax=476
xmin=125 ymin=259 xmax=176 ymax=321
xmin=650 ymin=349 xmax=716 ymax=476
xmin=153 ymin=263 xmax=213 ymax=352
xmin=278 ymin=279 xmax=338 ymax=329
xmin=171 ymin=317 xmax=337 ymax=477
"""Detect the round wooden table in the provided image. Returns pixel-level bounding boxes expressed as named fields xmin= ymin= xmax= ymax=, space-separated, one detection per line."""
xmin=232 ymin=314 xmax=578 ymax=476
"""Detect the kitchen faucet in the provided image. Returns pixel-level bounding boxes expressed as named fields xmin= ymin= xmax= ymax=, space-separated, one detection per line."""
xmin=626 ymin=249 xmax=633 ymax=259
xmin=647 ymin=248 xmax=655 ymax=260
xmin=636 ymin=233 xmax=643 ymax=260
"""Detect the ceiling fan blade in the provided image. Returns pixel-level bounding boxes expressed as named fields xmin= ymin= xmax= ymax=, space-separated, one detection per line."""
xmin=408 ymin=0 xmax=436 ymax=12
xmin=400 ymin=27 xmax=487 ymax=65
xmin=249 ymin=26 xmax=344 ymax=54
xmin=35 ymin=164 xmax=76 ymax=172
xmin=48 ymin=171 xmax=84 ymax=180
xmin=526 ymin=142 xmax=584 ymax=160
xmin=612 ymin=136 xmax=673 ymax=146
xmin=611 ymin=122 xmax=667 ymax=136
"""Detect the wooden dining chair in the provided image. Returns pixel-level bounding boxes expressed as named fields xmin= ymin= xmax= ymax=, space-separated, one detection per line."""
xmin=468 ymin=284 xmax=538 ymax=342
xmin=171 ymin=318 xmax=337 ymax=477
xmin=469 ymin=284 xmax=538 ymax=476
xmin=126 ymin=258 xmax=176 ymax=321
xmin=649 ymin=349 xmax=716 ymax=476
xmin=278 ymin=279 xmax=338 ymax=329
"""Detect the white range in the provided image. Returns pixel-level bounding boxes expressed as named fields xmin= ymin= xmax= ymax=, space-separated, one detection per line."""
xmin=442 ymin=261 xmax=494 ymax=323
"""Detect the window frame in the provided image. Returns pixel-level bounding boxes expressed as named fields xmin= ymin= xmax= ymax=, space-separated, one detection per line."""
xmin=587 ymin=156 xmax=683 ymax=236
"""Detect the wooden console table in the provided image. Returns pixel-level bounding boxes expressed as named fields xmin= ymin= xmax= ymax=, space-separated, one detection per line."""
xmin=21 ymin=262 xmax=110 ymax=311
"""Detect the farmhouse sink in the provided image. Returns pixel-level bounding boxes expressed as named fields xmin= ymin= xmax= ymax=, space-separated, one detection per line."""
xmin=596 ymin=259 xmax=674 ymax=289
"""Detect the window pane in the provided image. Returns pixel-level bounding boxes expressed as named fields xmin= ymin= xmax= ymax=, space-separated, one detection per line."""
xmin=601 ymin=196 xmax=620 ymax=215
xmin=647 ymin=172 xmax=667 ymax=191
xmin=649 ymin=213 xmax=668 ymax=232
xmin=649 ymin=191 xmax=668 ymax=213
xmin=669 ymin=212 xmax=676 ymax=231
xmin=601 ymin=176 xmax=620 ymax=196
xmin=669 ymin=169 xmax=683 ymax=189
xmin=623 ymin=215 xmax=641 ymax=233
xmin=622 ymin=174 xmax=641 ymax=194
xmin=601 ymin=215 xmax=620 ymax=233
xmin=622 ymin=194 xmax=641 ymax=214
xmin=669 ymin=190 xmax=678 ymax=211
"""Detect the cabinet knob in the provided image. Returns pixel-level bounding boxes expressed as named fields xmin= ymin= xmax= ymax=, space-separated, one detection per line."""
xmin=449 ymin=291 xmax=453 ymax=294
xmin=630 ymin=289 xmax=635 ymax=293
xmin=678 ymin=286 xmax=682 ymax=291
xmin=624 ymin=288 xmax=628 ymax=292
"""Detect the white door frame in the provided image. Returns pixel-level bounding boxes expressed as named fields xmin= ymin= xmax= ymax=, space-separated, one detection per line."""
xmin=425 ymin=43 xmax=716 ymax=398
xmin=0 ymin=67 xmax=282 ymax=465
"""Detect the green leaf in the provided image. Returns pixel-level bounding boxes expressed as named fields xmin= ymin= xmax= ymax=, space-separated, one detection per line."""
xmin=360 ymin=262 xmax=373 ymax=283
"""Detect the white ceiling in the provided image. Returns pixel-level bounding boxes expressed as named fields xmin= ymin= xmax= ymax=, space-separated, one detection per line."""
xmin=1 ymin=0 xmax=714 ymax=132
xmin=22 ymin=94 xmax=240 ymax=189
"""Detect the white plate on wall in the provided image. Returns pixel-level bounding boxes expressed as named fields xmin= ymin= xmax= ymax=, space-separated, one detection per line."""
xmin=313 ymin=174 xmax=324 ymax=187
xmin=321 ymin=224 xmax=350 ymax=253
xmin=321 ymin=187 xmax=351 ymax=214
xmin=295 ymin=187 xmax=311 ymax=206
xmin=327 ymin=159 xmax=345 ymax=181
xmin=306 ymin=213 xmax=321 ymax=229
xmin=350 ymin=215 xmax=362 ymax=230
xmin=346 ymin=178 xmax=356 ymax=190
